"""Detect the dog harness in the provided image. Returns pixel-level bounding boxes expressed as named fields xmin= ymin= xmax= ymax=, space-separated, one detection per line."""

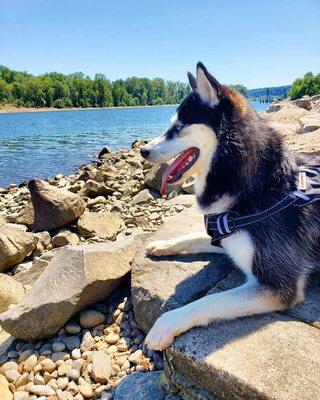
xmin=204 ymin=164 xmax=320 ymax=244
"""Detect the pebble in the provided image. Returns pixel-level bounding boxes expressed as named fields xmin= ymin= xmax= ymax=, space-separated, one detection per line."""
xmin=66 ymin=368 xmax=80 ymax=381
xmin=65 ymin=321 xmax=81 ymax=335
xmin=128 ymin=349 xmax=143 ymax=364
xmin=52 ymin=342 xmax=66 ymax=352
xmin=57 ymin=376 xmax=69 ymax=390
xmin=33 ymin=374 xmax=46 ymax=385
xmin=14 ymin=392 xmax=29 ymax=400
xmin=71 ymin=348 xmax=82 ymax=359
xmin=30 ymin=384 xmax=56 ymax=396
xmin=18 ymin=349 xmax=34 ymax=363
xmin=41 ymin=358 xmax=56 ymax=373
xmin=80 ymin=310 xmax=105 ymax=329
xmin=4 ymin=369 xmax=21 ymax=382
xmin=63 ymin=335 xmax=81 ymax=351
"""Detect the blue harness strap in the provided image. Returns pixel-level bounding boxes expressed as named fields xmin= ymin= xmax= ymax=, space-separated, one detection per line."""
xmin=205 ymin=164 xmax=320 ymax=244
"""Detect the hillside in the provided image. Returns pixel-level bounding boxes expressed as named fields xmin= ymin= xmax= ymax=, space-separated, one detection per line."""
xmin=248 ymin=85 xmax=291 ymax=101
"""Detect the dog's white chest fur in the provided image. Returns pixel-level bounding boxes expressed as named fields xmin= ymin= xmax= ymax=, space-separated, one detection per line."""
xmin=221 ymin=230 xmax=255 ymax=277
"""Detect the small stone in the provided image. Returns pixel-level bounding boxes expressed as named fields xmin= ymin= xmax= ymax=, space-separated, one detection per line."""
xmin=23 ymin=354 xmax=38 ymax=372
xmin=4 ymin=369 xmax=21 ymax=382
xmin=105 ymin=333 xmax=118 ymax=344
xmin=128 ymin=350 xmax=143 ymax=365
xmin=67 ymin=380 xmax=79 ymax=395
xmin=63 ymin=336 xmax=80 ymax=351
xmin=58 ymin=363 xmax=71 ymax=376
xmin=78 ymin=378 xmax=93 ymax=398
xmin=81 ymin=332 xmax=95 ymax=351
xmin=66 ymin=368 xmax=80 ymax=381
xmin=41 ymin=358 xmax=56 ymax=373
xmin=80 ymin=310 xmax=105 ymax=329
xmin=57 ymin=376 xmax=68 ymax=390
xmin=18 ymin=349 xmax=34 ymax=363
xmin=30 ymin=384 xmax=56 ymax=396
xmin=91 ymin=351 xmax=112 ymax=384
xmin=0 ymin=361 xmax=18 ymax=374
xmin=65 ymin=321 xmax=81 ymax=335
xmin=52 ymin=342 xmax=66 ymax=352
xmin=14 ymin=392 xmax=29 ymax=400
xmin=51 ymin=352 xmax=69 ymax=362
xmin=33 ymin=374 xmax=45 ymax=385
xmin=71 ymin=348 xmax=81 ymax=360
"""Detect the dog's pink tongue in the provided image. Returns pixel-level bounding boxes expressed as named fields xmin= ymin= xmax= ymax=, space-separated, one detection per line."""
xmin=161 ymin=149 xmax=195 ymax=196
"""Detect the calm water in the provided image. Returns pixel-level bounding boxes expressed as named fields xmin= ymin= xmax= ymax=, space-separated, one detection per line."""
xmin=0 ymin=102 xmax=269 ymax=188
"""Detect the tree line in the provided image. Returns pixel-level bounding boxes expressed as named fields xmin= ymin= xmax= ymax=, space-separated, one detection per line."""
xmin=0 ymin=65 xmax=190 ymax=108
xmin=289 ymin=72 xmax=320 ymax=100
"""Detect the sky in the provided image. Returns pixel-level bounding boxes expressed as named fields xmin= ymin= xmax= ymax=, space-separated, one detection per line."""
xmin=0 ymin=0 xmax=319 ymax=89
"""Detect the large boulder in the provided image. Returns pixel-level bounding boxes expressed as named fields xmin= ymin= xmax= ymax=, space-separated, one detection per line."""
xmin=6 ymin=202 xmax=34 ymax=229
xmin=165 ymin=272 xmax=320 ymax=400
xmin=0 ymin=274 xmax=25 ymax=313
xmin=292 ymin=97 xmax=312 ymax=110
xmin=13 ymin=250 xmax=57 ymax=286
xmin=0 ymin=225 xmax=38 ymax=272
xmin=77 ymin=211 xmax=123 ymax=239
xmin=114 ymin=371 xmax=167 ymax=400
xmin=0 ymin=231 xmax=144 ymax=341
xmin=28 ymin=179 xmax=86 ymax=232
xmin=298 ymin=114 xmax=320 ymax=133
xmin=131 ymin=203 xmax=232 ymax=333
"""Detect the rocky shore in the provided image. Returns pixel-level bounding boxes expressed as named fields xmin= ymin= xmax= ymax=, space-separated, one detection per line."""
xmin=0 ymin=95 xmax=319 ymax=400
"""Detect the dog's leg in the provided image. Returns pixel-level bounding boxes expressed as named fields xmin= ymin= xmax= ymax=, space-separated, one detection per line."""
xmin=145 ymin=281 xmax=284 ymax=350
xmin=146 ymin=232 xmax=225 ymax=256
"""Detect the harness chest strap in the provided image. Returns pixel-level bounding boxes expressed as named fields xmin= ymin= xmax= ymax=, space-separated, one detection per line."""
xmin=204 ymin=164 xmax=320 ymax=244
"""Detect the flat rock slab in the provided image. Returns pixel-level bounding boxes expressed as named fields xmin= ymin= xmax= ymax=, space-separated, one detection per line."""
xmin=132 ymin=203 xmax=233 ymax=333
xmin=0 ymin=230 xmax=144 ymax=341
xmin=165 ymin=313 xmax=320 ymax=400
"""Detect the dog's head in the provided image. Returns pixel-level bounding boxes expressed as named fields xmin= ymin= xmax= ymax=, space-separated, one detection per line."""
xmin=140 ymin=62 xmax=250 ymax=195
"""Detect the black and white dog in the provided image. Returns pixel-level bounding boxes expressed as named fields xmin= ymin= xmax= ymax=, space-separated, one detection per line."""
xmin=140 ymin=62 xmax=320 ymax=351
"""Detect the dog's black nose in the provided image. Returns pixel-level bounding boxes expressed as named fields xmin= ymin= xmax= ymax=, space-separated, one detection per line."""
xmin=140 ymin=148 xmax=150 ymax=159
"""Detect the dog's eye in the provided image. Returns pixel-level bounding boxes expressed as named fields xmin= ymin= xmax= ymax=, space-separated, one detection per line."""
xmin=173 ymin=124 xmax=184 ymax=133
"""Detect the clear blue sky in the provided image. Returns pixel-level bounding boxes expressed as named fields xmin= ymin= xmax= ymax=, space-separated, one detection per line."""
xmin=0 ymin=0 xmax=319 ymax=88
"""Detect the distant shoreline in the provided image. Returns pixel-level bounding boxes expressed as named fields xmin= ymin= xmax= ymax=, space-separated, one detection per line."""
xmin=0 ymin=104 xmax=178 ymax=115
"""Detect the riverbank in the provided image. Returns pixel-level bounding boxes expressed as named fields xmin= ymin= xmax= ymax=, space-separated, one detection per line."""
xmin=0 ymin=104 xmax=178 ymax=114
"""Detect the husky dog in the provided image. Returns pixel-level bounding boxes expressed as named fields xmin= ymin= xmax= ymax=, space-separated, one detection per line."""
xmin=139 ymin=62 xmax=320 ymax=351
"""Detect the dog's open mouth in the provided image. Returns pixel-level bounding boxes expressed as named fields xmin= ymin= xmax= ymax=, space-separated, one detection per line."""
xmin=161 ymin=147 xmax=199 ymax=196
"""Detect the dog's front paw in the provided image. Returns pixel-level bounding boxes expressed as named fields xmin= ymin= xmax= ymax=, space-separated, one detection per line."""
xmin=145 ymin=312 xmax=177 ymax=350
xmin=145 ymin=309 xmax=188 ymax=350
xmin=146 ymin=240 xmax=175 ymax=257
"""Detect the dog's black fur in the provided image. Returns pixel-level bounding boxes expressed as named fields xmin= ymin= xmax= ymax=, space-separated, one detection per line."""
xmin=173 ymin=63 xmax=320 ymax=306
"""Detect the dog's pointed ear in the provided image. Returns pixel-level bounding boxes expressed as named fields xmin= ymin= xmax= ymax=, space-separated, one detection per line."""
xmin=196 ymin=62 xmax=219 ymax=106
xmin=187 ymin=71 xmax=197 ymax=91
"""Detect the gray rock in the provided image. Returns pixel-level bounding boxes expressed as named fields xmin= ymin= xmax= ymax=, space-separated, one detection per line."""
xmin=6 ymin=202 xmax=34 ymax=229
xmin=132 ymin=204 xmax=232 ymax=333
xmin=292 ymin=97 xmax=312 ymax=110
xmin=52 ymin=229 xmax=79 ymax=247
xmin=165 ymin=311 xmax=320 ymax=400
xmin=28 ymin=178 xmax=86 ymax=232
xmin=114 ymin=371 xmax=166 ymax=400
xmin=63 ymin=335 xmax=80 ymax=351
xmin=13 ymin=250 xmax=57 ymax=286
xmin=131 ymin=189 xmax=158 ymax=205
xmin=298 ymin=114 xmax=320 ymax=133
xmin=77 ymin=211 xmax=123 ymax=239
xmin=0 ymin=231 xmax=144 ymax=340
xmin=0 ymin=273 xmax=25 ymax=313
xmin=0 ymin=225 xmax=38 ymax=272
